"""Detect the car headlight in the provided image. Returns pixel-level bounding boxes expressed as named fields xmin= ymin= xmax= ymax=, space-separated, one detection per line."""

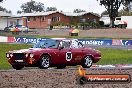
xmin=10 ymin=53 xmax=13 ymax=57
xmin=6 ymin=53 xmax=10 ymax=58
xmin=29 ymin=53 xmax=34 ymax=58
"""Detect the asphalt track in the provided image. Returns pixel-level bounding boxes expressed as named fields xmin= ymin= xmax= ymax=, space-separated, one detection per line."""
xmin=0 ymin=64 xmax=132 ymax=72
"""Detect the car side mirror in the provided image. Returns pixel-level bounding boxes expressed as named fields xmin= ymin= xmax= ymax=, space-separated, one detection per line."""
xmin=59 ymin=46 xmax=64 ymax=50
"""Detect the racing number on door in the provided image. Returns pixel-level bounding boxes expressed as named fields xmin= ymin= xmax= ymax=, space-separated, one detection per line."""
xmin=66 ymin=52 xmax=72 ymax=61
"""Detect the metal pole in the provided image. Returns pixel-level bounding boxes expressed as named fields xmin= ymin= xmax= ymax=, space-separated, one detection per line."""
xmin=7 ymin=17 xmax=8 ymax=27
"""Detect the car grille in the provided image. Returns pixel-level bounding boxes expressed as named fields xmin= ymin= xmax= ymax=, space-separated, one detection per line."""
xmin=13 ymin=53 xmax=25 ymax=60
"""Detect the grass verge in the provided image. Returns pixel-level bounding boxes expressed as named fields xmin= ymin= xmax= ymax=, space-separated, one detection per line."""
xmin=97 ymin=48 xmax=132 ymax=65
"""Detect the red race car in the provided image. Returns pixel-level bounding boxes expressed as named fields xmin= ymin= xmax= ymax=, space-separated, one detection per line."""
xmin=6 ymin=39 xmax=101 ymax=70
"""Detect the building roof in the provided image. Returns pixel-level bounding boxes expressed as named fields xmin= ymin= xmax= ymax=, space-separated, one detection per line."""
xmin=0 ymin=11 xmax=12 ymax=17
xmin=62 ymin=12 xmax=100 ymax=17
xmin=17 ymin=11 xmax=58 ymax=17
xmin=17 ymin=11 xmax=100 ymax=17
xmin=61 ymin=12 xmax=86 ymax=16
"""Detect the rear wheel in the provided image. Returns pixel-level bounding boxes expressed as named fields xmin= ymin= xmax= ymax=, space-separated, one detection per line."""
xmin=38 ymin=55 xmax=50 ymax=69
xmin=82 ymin=56 xmax=93 ymax=68
xmin=12 ymin=65 xmax=24 ymax=70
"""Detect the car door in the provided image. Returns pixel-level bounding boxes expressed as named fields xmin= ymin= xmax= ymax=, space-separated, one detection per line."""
xmin=68 ymin=42 xmax=85 ymax=65
xmin=69 ymin=40 xmax=85 ymax=64
xmin=58 ymin=40 xmax=84 ymax=65
xmin=57 ymin=41 xmax=72 ymax=65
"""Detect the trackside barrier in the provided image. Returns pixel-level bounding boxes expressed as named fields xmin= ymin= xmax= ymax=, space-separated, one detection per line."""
xmin=0 ymin=36 xmax=132 ymax=46
xmin=0 ymin=36 xmax=8 ymax=42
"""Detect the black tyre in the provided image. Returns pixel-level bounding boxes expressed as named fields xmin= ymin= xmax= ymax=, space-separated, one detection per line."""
xmin=39 ymin=55 xmax=50 ymax=69
xmin=76 ymin=76 xmax=87 ymax=85
xmin=56 ymin=65 xmax=66 ymax=69
xmin=82 ymin=56 xmax=93 ymax=68
xmin=12 ymin=65 xmax=24 ymax=70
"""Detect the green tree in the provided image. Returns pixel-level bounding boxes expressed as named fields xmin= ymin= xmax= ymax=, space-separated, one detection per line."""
xmin=17 ymin=10 xmax=22 ymax=14
xmin=122 ymin=0 xmax=132 ymax=11
xmin=97 ymin=0 xmax=123 ymax=27
xmin=73 ymin=9 xmax=86 ymax=13
xmin=97 ymin=0 xmax=132 ymax=27
xmin=0 ymin=6 xmax=12 ymax=13
xmin=0 ymin=0 xmax=11 ymax=13
xmin=118 ymin=9 xmax=132 ymax=16
xmin=46 ymin=7 xmax=57 ymax=12
xmin=20 ymin=0 xmax=44 ymax=13
xmin=101 ymin=10 xmax=109 ymax=16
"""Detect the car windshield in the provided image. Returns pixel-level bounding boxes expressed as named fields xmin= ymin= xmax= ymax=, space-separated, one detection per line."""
xmin=33 ymin=39 xmax=59 ymax=48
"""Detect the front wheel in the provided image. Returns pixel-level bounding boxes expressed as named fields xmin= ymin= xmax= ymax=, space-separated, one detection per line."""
xmin=82 ymin=56 xmax=93 ymax=68
xmin=12 ymin=65 xmax=24 ymax=70
xmin=38 ymin=55 xmax=51 ymax=69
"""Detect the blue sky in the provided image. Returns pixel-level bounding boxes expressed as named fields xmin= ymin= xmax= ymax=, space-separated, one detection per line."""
xmin=0 ymin=0 xmax=123 ymax=15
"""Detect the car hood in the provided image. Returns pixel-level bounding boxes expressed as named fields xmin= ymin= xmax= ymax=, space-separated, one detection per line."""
xmin=9 ymin=48 xmax=44 ymax=53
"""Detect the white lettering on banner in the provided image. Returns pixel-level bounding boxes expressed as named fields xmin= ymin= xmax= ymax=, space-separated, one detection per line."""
xmin=23 ymin=38 xmax=27 ymax=43
xmin=80 ymin=40 xmax=104 ymax=45
xmin=37 ymin=38 xmax=41 ymax=43
xmin=16 ymin=37 xmax=47 ymax=43
xmin=124 ymin=41 xmax=130 ymax=45
xmin=16 ymin=38 xmax=21 ymax=42
xmin=23 ymin=38 xmax=37 ymax=43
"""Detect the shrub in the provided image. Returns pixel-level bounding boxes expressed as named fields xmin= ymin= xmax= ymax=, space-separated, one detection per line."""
xmin=99 ymin=21 xmax=104 ymax=27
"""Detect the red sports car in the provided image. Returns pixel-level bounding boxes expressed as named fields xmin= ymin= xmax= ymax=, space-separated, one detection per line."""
xmin=6 ymin=39 xmax=101 ymax=70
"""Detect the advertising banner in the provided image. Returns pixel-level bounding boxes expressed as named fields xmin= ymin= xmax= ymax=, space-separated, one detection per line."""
xmin=7 ymin=36 xmax=16 ymax=43
xmin=78 ymin=39 xmax=112 ymax=46
xmin=0 ymin=36 xmax=8 ymax=42
xmin=15 ymin=37 xmax=47 ymax=44
xmin=3 ymin=36 xmax=132 ymax=46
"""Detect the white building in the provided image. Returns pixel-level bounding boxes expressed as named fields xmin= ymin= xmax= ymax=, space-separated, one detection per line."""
xmin=0 ymin=11 xmax=23 ymax=30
